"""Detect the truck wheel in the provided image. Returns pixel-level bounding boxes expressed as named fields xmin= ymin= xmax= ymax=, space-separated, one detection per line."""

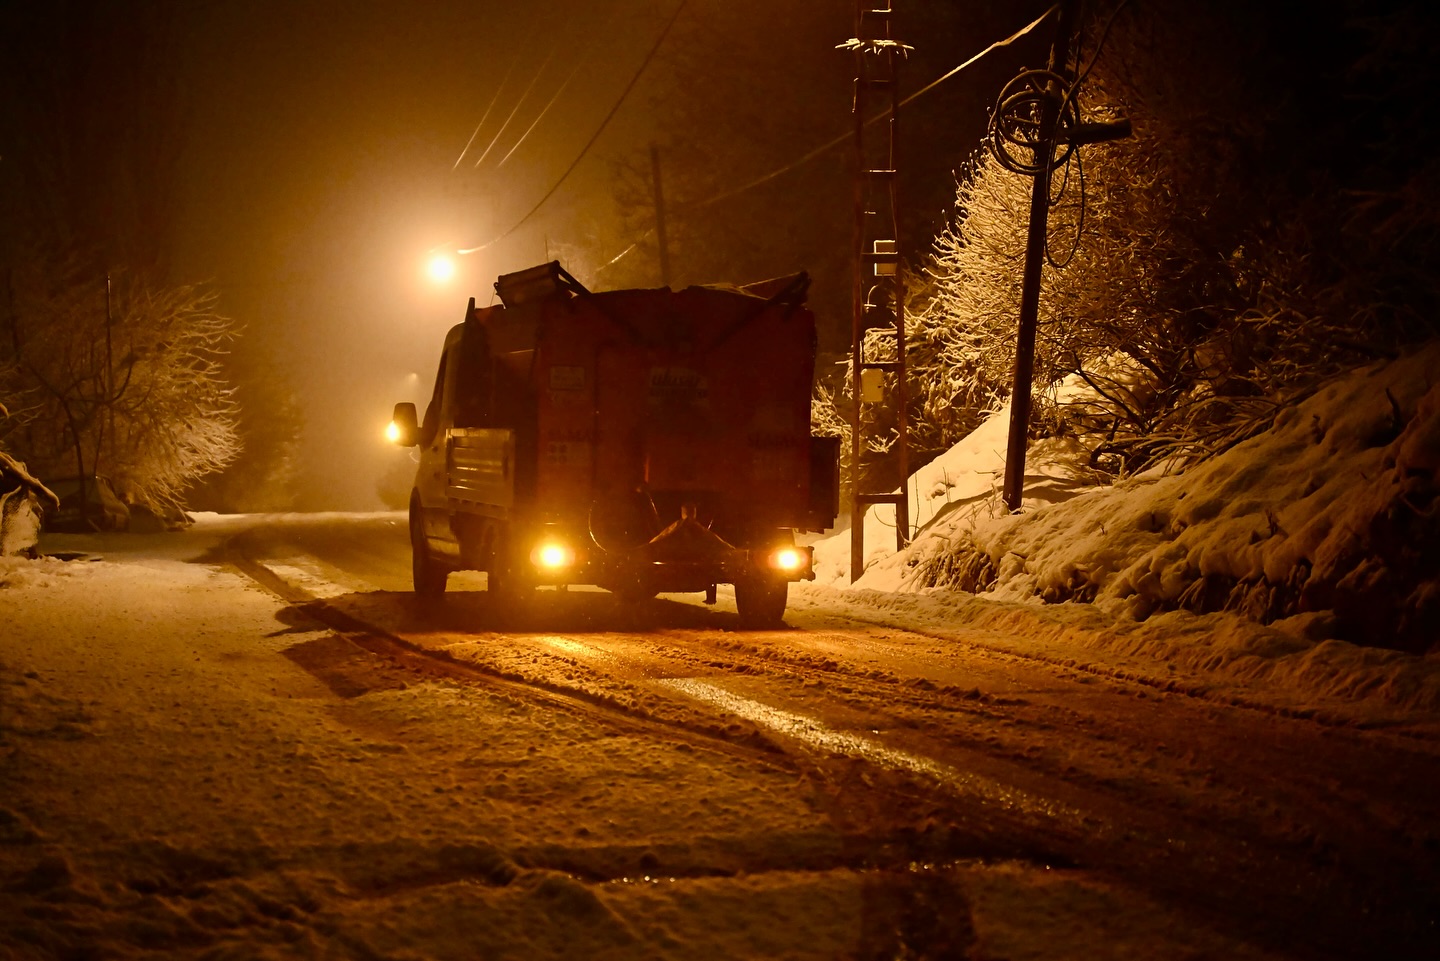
xmin=486 ymin=551 xmax=533 ymax=609
xmin=734 ymin=576 xmax=788 ymax=628
xmin=411 ymin=512 xmax=447 ymax=598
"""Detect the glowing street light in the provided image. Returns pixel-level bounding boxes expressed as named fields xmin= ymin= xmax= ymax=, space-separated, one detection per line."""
xmin=425 ymin=251 xmax=456 ymax=284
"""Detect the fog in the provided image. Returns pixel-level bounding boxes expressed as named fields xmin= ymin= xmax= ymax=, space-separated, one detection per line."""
xmin=1 ymin=1 xmax=1046 ymax=511
xmin=166 ymin=1 xmax=672 ymax=508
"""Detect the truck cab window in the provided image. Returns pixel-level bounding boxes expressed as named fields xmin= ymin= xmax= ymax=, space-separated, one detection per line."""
xmin=419 ymin=354 xmax=446 ymax=447
xmin=451 ymin=327 xmax=492 ymax=428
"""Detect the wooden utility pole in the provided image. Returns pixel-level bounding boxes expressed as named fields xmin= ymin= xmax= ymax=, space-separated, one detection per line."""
xmin=1002 ymin=0 xmax=1079 ymax=513
xmin=650 ymin=144 xmax=672 ymax=288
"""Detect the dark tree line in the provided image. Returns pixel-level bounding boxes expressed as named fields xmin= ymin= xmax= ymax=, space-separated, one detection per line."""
xmin=0 ymin=2 xmax=298 ymax=516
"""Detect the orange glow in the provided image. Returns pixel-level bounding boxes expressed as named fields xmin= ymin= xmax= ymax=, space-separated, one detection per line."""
xmin=384 ymin=420 xmax=402 ymax=444
xmin=532 ymin=542 xmax=574 ymax=570
xmin=772 ymin=547 xmax=804 ymax=571
xmin=426 ymin=252 xmax=456 ymax=284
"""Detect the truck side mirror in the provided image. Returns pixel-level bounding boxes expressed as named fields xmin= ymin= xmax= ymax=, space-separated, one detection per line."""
xmin=387 ymin=402 xmax=419 ymax=447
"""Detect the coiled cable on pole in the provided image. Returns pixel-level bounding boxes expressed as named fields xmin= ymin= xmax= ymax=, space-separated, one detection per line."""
xmin=988 ymin=68 xmax=1080 ymax=177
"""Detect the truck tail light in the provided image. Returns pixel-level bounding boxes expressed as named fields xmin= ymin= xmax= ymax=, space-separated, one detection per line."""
xmin=531 ymin=541 xmax=576 ymax=571
xmin=769 ymin=547 xmax=808 ymax=573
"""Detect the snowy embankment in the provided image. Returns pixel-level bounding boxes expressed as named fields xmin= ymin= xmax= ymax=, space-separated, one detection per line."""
xmin=813 ymin=343 xmax=1440 ymax=720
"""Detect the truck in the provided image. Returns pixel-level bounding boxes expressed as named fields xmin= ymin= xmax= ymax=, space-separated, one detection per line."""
xmin=388 ymin=262 xmax=838 ymax=626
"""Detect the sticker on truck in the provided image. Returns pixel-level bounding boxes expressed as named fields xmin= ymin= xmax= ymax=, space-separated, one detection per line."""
xmin=648 ymin=367 xmax=709 ymax=407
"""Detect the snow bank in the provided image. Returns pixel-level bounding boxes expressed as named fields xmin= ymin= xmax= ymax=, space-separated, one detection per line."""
xmin=948 ymin=344 xmax=1440 ymax=652
xmin=0 ymin=555 xmax=81 ymax=590
xmin=812 ymin=397 xmax=1105 ymax=590
xmin=806 ymin=344 xmax=1440 ymax=712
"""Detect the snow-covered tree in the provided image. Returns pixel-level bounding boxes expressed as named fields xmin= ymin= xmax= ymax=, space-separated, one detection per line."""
xmin=1 ymin=259 xmax=241 ymax=513
xmin=878 ymin=0 xmax=1440 ymax=483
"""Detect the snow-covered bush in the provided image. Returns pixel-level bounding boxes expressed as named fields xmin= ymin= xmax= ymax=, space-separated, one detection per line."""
xmin=0 ymin=401 xmax=58 ymax=557
xmin=0 ymin=453 xmax=54 ymax=557
xmin=0 ymin=257 xmax=241 ymax=515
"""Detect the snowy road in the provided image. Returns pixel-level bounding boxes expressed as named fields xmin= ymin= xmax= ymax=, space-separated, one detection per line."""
xmin=236 ymin=513 xmax=1440 ymax=959
xmin=3 ymin=512 xmax=1437 ymax=959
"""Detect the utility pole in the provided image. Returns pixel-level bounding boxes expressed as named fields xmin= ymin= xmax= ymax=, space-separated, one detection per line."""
xmin=1001 ymin=0 xmax=1078 ymax=512
xmin=996 ymin=0 xmax=1129 ymax=511
xmin=650 ymin=144 xmax=672 ymax=288
xmin=103 ymin=271 xmax=114 ymax=474
xmin=847 ymin=0 xmax=910 ymax=582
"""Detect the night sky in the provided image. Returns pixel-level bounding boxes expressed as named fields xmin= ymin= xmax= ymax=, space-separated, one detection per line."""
xmin=2 ymin=1 xmax=1048 ymax=509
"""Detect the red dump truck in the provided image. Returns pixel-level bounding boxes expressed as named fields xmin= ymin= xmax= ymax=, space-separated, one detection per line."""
xmin=388 ymin=262 xmax=838 ymax=626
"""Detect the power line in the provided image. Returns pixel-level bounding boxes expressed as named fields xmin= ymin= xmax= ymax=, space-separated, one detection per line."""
xmin=592 ymin=228 xmax=654 ymax=276
xmin=684 ymin=5 xmax=1057 ymax=213
xmin=461 ymin=3 xmax=1046 ymax=257
xmin=497 ymin=56 xmax=588 ymax=168
xmin=898 ymin=5 xmax=1057 ymax=112
xmin=597 ymin=10 xmax=1056 ymax=278
xmin=459 ymin=0 xmax=687 ymax=254
xmin=497 ymin=3 xmax=622 ymax=169
xmin=452 ymin=51 xmax=519 ymax=170
xmin=473 ymin=34 xmax=563 ymax=169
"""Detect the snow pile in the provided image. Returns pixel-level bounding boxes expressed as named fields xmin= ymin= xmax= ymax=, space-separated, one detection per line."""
xmin=0 ymin=554 xmax=79 ymax=590
xmin=812 ymin=395 xmax=1107 ymax=588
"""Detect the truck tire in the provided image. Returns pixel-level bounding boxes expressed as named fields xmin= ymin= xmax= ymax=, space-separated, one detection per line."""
xmin=411 ymin=511 xmax=448 ymax=598
xmin=734 ymin=576 xmax=788 ymax=628
xmin=486 ymin=533 xmax=533 ymax=610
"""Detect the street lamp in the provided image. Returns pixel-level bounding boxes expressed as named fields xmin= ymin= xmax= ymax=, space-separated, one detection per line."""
xmin=425 ymin=251 xmax=457 ymax=284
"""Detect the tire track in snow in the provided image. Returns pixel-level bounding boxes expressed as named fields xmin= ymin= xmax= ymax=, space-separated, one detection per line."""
xmin=225 ymin=537 xmax=1073 ymax=869
xmin=241 ymin=537 xmax=1088 ymax=828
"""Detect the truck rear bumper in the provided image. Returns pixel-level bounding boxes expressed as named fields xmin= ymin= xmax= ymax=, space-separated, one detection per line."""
xmin=522 ymin=518 xmax=814 ymax=591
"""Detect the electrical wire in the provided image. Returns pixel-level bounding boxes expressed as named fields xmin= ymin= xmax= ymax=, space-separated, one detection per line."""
xmin=452 ymin=52 xmax=519 ymax=170
xmin=497 ymin=2 xmax=621 ymax=169
xmin=986 ymin=0 xmax=1132 ymax=272
xmin=495 ymin=54 xmax=586 ymax=169
xmin=1047 ymin=0 xmax=1130 ymax=269
xmin=687 ymin=5 xmax=1058 ymax=214
xmin=1055 ymin=0 xmax=1131 ymax=132
xmin=459 ymin=0 xmax=687 ymax=254
xmin=898 ymin=4 xmax=1058 ymax=112
xmin=569 ymin=7 xmax=1062 ymax=278
xmin=460 ymin=4 xmax=1055 ymax=256
xmin=473 ymin=37 xmax=563 ymax=169
xmin=593 ymin=227 xmax=655 ymax=275
xmin=1046 ymin=147 xmax=1084 ymax=269
xmin=988 ymin=68 xmax=1079 ymax=177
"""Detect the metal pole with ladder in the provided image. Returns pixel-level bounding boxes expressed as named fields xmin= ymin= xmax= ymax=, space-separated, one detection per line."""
xmin=847 ymin=2 xmax=910 ymax=581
